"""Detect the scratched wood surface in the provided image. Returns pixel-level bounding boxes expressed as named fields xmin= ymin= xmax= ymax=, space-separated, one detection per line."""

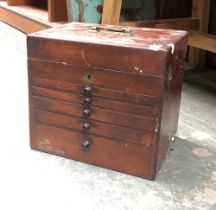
xmin=27 ymin=23 xmax=188 ymax=179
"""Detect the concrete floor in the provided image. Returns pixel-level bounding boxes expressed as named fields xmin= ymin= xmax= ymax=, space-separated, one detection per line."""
xmin=0 ymin=21 xmax=216 ymax=210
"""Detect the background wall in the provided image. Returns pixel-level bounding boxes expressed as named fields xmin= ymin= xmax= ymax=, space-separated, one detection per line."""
xmin=121 ymin=0 xmax=156 ymax=21
xmin=157 ymin=0 xmax=192 ymax=19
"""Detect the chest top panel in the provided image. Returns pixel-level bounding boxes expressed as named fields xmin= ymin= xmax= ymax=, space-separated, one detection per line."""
xmin=29 ymin=22 xmax=187 ymax=52
xmin=27 ymin=23 xmax=188 ymax=77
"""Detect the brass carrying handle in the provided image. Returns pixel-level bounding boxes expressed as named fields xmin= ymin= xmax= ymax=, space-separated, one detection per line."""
xmin=91 ymin=26 xmax=131 ymax=34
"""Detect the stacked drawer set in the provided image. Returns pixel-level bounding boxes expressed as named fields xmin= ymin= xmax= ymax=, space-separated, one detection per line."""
xmin=27 ymin=23 xmax=188 ymax=179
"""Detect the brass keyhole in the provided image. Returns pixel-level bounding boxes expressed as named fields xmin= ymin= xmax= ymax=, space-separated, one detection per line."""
xmin=84 ymin=74 xmax=95 ymax=83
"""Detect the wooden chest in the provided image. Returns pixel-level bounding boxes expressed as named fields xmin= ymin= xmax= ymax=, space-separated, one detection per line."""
xmin=27 ymin=23 xmax=188 ymax=179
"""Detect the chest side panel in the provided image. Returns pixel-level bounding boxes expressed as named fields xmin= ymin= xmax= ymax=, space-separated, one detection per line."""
xmin=152 ymin=36 xmax=189 ymax=178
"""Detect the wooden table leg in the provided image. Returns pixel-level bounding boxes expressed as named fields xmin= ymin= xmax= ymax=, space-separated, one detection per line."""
xmin=102 ymin=0 xmax=122 ymax=25
xmin=48 ymin=0 xmax=68 ymax=22
xmin=189 ymin=0 xmax=211 ymax=69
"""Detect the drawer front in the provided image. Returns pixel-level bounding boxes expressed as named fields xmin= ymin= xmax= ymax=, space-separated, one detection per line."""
xmin=29 ymin=59 xmax=164 ymax=97
xmin=32 ymin=108 xmax=155 ymax=145
xmin=31 ymin=122 xmax=152 ymax=178
xmin=31 ymin=77 xmax=161 ymax=107
xmin=32 ymin=95 xmax=158 ymax=132
xmin=32 ymin=86 xmax=159 ymax=117
xmin=28 ymin=36 xmax=169 ymax=77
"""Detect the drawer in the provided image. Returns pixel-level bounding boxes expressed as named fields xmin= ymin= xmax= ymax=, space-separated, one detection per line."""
xmin=28 ymin=35 xmax=169 ymax=77
xmin=32 ymin=108 xmax=155 ymax=145
xmin=31 ymin=86 xmax=159 ymax=117
xmin=29 ymin=59 xmax=164 ymax=97
xmin=31 ymin=122 xmax=152 ymax=178
xmin=31 ymin=95 xmax=158 ymax=132
xmin=31 ymin=77 xmax=161 ymax=107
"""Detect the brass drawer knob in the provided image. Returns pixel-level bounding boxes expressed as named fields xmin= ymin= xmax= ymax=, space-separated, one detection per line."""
xmin=83 ymin=122 xmax=91 ymax=130
xmin=84 ymin=87 xmax=92 ymax=96
xmin=82 ymin=140 xmax=91 ymax=150
xmin=83 ymin=97 xmax=91 ymax=105
xmin=83 ymin=109 xmax=91 ymax=117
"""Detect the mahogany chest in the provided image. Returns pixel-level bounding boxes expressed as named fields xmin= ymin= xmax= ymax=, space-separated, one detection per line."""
xmin=27 ymin=23 xmax=188 ymax=179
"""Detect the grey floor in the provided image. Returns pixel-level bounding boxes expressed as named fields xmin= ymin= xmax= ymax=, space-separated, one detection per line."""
xmin=0 ymin=21 xmax=216 ymax=210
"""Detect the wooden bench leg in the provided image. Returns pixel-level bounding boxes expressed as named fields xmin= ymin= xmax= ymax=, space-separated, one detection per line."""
xmin=102 ymin=0 xmax=122 ymax=25
xmin=189 ymin=0 xmax=211 ymax=69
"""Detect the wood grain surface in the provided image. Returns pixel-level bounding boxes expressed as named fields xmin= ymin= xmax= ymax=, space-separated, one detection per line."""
xmin=28 ymin=23 xmax=188 ymax=179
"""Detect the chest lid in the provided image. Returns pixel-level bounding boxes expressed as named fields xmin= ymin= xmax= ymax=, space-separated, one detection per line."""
xmin=27 ymin=23 xmax=188 ymax=77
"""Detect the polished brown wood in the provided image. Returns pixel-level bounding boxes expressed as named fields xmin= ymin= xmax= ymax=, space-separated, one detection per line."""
xmin=31 ymin=86 xmax=159 ymax=117
xmin=31 ymin=78 xmax=160 ymax=106
xmin=32 ymin=109 xmax=155 ymax=145
xmin=31 ymin=96 xmax=157 ymax=131
xmin=27 ymin=38 xmax=169 ymax=77
xmin=31 ymin=122 xmax=152 ymax=178
xmin=28 ymin=59 xmax=164 ymax=97
xmin=28 ymin=23 xmax=188 ymax=179
xmin=154 ymin=38 xmax=188 ymax=175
